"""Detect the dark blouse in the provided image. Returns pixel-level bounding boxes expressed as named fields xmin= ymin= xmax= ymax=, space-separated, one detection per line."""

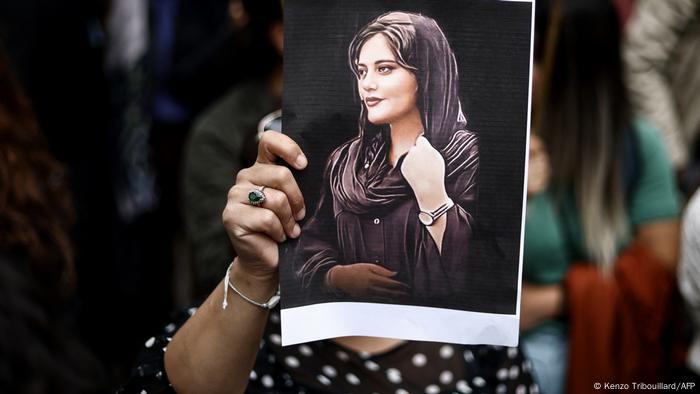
xmin=121 ymin=307 xmax=538 ymax=394
xmin=293 ymin=130 xmax=479 ymax=305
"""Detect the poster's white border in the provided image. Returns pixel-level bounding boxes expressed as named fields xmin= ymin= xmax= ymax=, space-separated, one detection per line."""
xmin=282 ymin=0 xmax=536 ymax=348
xmin=282 ymin=302 xmax=519 ymax=346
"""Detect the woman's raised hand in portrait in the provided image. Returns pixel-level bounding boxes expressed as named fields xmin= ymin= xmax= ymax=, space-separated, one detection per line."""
xmin=223 ymin=130 xmax=308 ymax=283
xmin=400 ymin=136 xmax=449 ymax=211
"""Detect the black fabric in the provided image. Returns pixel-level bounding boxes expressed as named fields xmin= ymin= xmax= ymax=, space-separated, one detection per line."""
xmin=121 ymin=306 xmax=538 ymax=394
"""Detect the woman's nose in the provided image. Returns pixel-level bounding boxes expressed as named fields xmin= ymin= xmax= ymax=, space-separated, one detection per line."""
xmin=361 ymin=73 xmax=377 ymax=91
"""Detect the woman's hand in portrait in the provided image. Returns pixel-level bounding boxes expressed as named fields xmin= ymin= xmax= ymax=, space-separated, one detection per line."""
xmin=326 ymin=263 xmax=411 ymax=300
xmin=223 ymin=130 xmax=308 ymax=283
xmin=400 ymin=136 xmax=449 ymax=210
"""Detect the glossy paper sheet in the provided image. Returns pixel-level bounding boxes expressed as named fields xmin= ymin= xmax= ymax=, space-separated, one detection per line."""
xmin=280 ymin=0 xmax=534 ymax=346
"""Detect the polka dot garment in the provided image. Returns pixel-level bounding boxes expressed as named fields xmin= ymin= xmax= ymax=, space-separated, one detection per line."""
xmin=120 ymin=307 xmax=538 ymax=393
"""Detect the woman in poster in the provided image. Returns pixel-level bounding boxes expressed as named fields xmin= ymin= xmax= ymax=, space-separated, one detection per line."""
xmin=293 ymin=11 xmax=479 ymax=304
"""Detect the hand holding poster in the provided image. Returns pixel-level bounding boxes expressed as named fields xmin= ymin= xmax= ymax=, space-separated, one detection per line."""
xmin=280 ymin=0 xmax=534 ymax=346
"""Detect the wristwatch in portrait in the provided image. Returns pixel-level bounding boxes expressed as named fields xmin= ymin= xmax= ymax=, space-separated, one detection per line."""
xmin=418 ymin=198 xmax=454 ymax=226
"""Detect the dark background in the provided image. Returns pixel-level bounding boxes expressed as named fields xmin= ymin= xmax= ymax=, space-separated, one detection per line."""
xmin=281 ymin=0 xmax=532 ymax=314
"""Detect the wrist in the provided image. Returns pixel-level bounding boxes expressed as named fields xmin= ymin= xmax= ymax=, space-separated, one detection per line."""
xmin=416 ymin=189 xmax=450 ymax=212
xmin=231 ymin=258 xmax=278 ymax=298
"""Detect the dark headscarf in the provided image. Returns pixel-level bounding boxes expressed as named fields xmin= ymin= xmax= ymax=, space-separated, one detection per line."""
xmin=331 ymin=12 xmax=470 ymax=215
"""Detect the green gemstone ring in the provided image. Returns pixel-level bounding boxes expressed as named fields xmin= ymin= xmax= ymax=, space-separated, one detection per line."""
xmin=247 ymin=186 xmax=267 ymax=206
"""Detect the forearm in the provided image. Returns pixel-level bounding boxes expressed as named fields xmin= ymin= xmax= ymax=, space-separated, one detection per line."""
xmin=165 ymin=260 xmax=277 ymax=394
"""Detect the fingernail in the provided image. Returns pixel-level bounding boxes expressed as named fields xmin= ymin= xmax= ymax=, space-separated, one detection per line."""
xmin=280 ymin=234 xmax=287 ymax=242
xmin=295 ymin=154 xmax=308 ymax=168
xmin=295 ymin=206 xmax=306 ymax=221
xmin=292 ymin=223 xmax=301 ymax=238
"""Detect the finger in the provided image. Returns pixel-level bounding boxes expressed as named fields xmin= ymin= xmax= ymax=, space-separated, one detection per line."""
xmin=368 ymin=264 xmax=398 ymax=277
xmin=241 ymin=185 xmax=299 ymax=239
xmin=371 ymin=275 xmax=411 ymax=291
xmin=225 ymin=202 xmax=287 ymax=243
xmin=368 ymin=285 xmax=410 ymax=298
xmin=237 ymin=164 xmax=306 ymax=220
xmin=257 ymin=130 xmax=308 ymax=170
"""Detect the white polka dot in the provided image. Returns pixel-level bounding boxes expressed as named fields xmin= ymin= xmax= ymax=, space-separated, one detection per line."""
xmin=336 ymin=350 xmax=349 ymax=361
xmin=270 ymin=313 xmax=280 ymax=324
xmin=250 ymin=370 xmax=258 ymax=380
xmin=439 ymin=370 xmax=453 ymax=385
xmin=396 ymin=389 xmax=410 ymax=394
xmin=165 ymin=323 xmax=176 ymax=333
xmin=496 ymin=368 xmax=508 ymax=381
xmin=439 ymin=345 xmax=454 ymax=359
xmin=425 ymin=384 xmax=440 ymax=394
xmin=299 ymin=344 xmax=313 ymax=357
xmin=531 ymin=383 xmax=540 ymax=394
xmin=269 ymin=333 xmax=282 ymax=345
xmin=359 ymin=351 xmax=371 ymax=359
xmin=267 ymin=354 xmax=276 ymax=364
xmin=507 ymin=347 xmax=518 ymax=359
xmin=166 ymin=337 xmax=172 ymax=342
xmin=140 ymin=390 xmax=147 ymax=394
xmin=509 ymin=365 xmax=520 ymax=379
xmin=259 ymin=339 xmax=265 ymax=349
xmin=317 ymin=374 xmax=331 ymax=386
xmin=162 ymin=347 xmax=167 ymax=353
xmin=463 ymin=349 xmax=474 ymax=362
xmin=522 ymin=360 xmax=533 ymax=372
xmin=365 ymin=360 xmax=380 ymax=371
xmin=456 ymin=380 xmax=472 ymax=393
xmin=284 ymin=356 xmax=300 ymax=368
xmin=261 ymin=375 xmax=274 ymax=388
xmin=496 ymin=384 xmax=507 ymax=394
xmin=187 ymin=307 xmax=197 ymax=316
xmin=346 ymin=373 xmax=361 ymax=385
xmin=516 ymin=384 xmax=527 ymax=394
xmin=412 ymin=353 xmax=427 ymax=367
xmin=322 ymin=365 xmax=337 ymax=377
xmin=473 ymin=376 xmax=486 ymax=387
xmin=386 ymin=368 xmax=402 ymax=384
xmin=145 ymin=337 xmax=155 ymax=348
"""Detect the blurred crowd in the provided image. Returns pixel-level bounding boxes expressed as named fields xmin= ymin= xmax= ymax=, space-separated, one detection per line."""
xmin=0 ymin=0 xmax=699 ymax=393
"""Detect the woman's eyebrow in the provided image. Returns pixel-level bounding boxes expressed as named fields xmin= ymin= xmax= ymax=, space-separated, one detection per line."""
xmin=356 ymin=60 xmax=398 ymax=67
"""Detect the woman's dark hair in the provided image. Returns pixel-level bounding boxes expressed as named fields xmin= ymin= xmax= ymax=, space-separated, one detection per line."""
xmin=536 ymin=0 xmax=631 ymax=268
xmin=347 ymin=11 xmax=466 ymax=154
xmin=0 ymin=40 xmax=75 ymax=291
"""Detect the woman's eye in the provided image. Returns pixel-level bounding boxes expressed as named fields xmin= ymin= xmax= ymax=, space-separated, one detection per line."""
xmin=378 ymin=66 xmax=392 ymax=74
xmin=357 ymin=69 xmax=367 ymax=78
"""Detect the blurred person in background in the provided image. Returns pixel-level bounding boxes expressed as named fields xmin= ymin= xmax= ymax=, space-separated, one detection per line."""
xmin=0 ymin=39 xmax=107 ymax=393
xmin=521 ymin=0 xmax=681 ymax=392
xmin=624 ymin=0 xmax=700 ymax=197
xmin=679 ymin=189 xmax=700 ymax=382
xmin=182 ymin=0 xmax=283 ymax=297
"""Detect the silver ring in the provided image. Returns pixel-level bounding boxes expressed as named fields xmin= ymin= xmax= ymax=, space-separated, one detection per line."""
xmin=247 ymin=186 xmax=267 ymax=206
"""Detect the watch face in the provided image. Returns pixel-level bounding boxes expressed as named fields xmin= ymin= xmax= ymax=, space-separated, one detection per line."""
xmin=418 ymin=212 xmax=434 ymax=226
